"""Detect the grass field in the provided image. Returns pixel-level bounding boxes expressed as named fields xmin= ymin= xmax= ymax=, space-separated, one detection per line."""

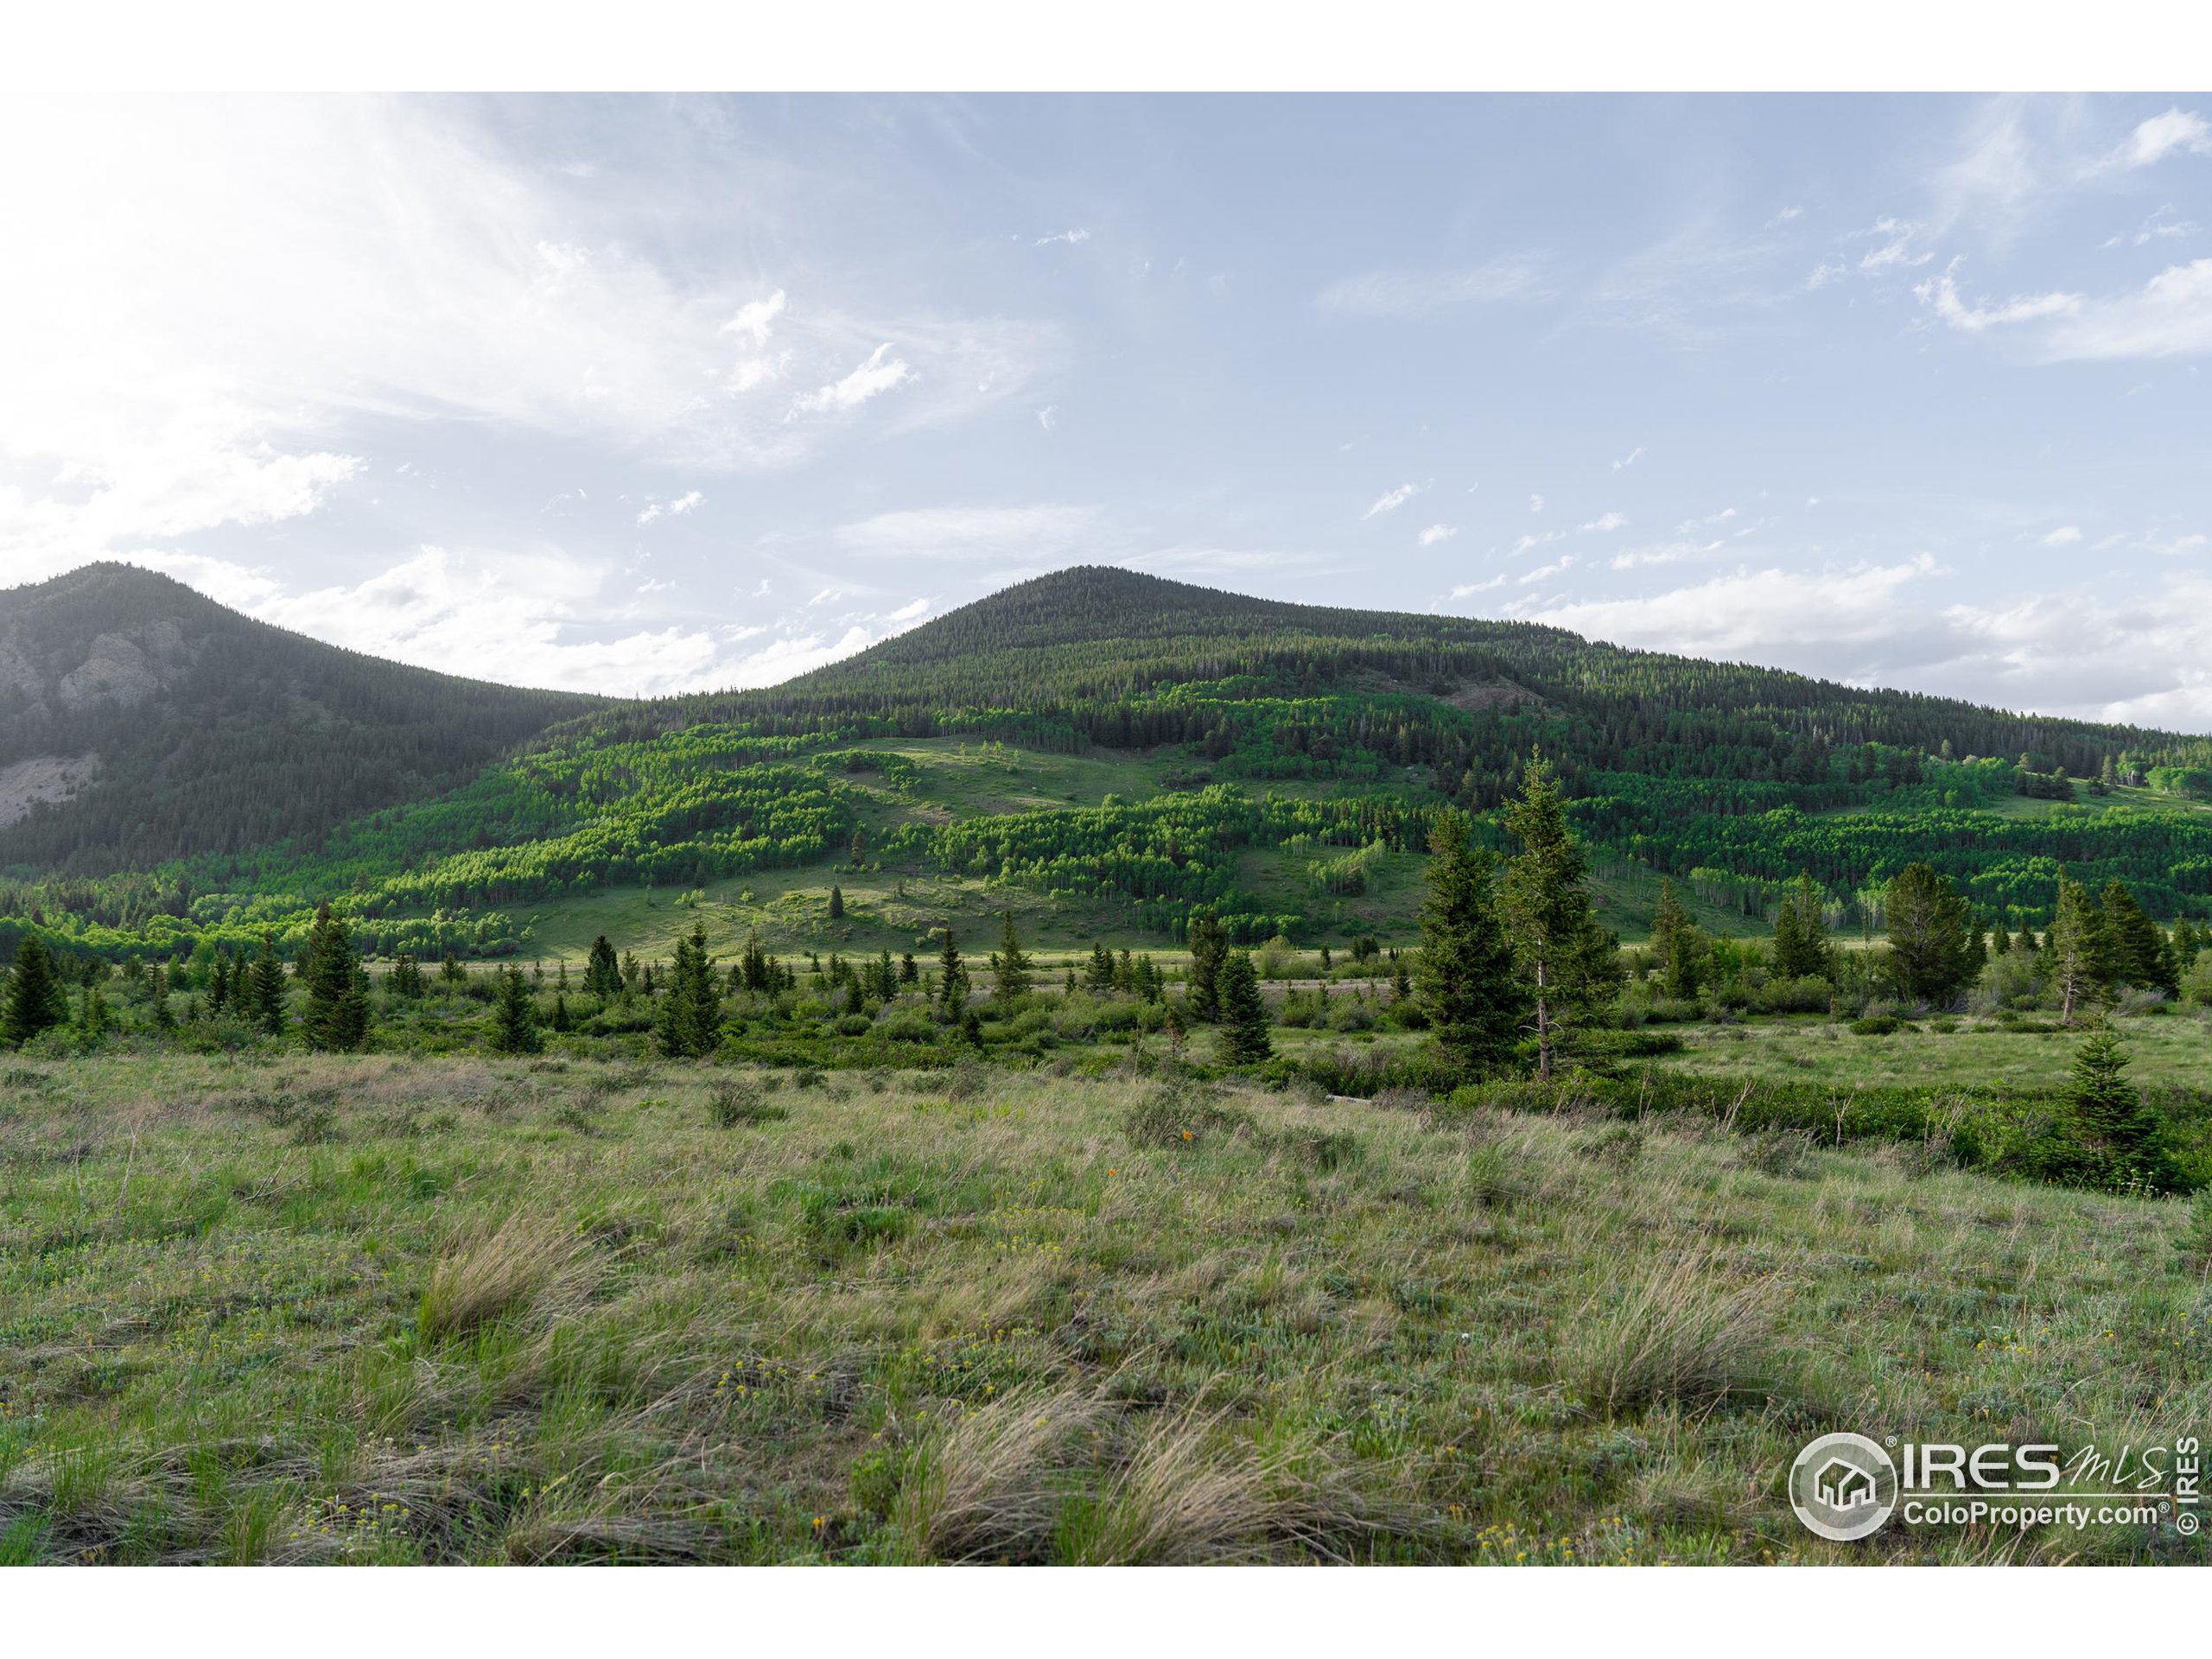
xmin=4 ymin=1055 xmax=2208 ymax=1565
xmin=1655 ymin=1010 xmax=2212 ymax=1093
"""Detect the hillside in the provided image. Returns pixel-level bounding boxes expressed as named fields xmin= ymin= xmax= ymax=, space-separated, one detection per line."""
xmin=6 ymin=563 xmax=2212 ymax=964
xmin=0 ymin=564 xmax=604 ymax=874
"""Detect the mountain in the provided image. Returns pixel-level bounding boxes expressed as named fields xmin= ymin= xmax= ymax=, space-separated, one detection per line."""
xmin=564 ymin=565 xmax=2209 ymax=793
xmin=7 ymin=564 xmax=2212 ymax=961
xmin=0 ymin=563 xmax=603 ymax=874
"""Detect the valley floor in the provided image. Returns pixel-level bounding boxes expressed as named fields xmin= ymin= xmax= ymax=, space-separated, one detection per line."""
xmin=3 ymin=1056 xmax=2208 ymax=1565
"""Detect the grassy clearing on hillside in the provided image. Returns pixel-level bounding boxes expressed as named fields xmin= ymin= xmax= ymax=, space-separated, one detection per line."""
xmin=3 ymin=1057 xmax=2207 ymax=1566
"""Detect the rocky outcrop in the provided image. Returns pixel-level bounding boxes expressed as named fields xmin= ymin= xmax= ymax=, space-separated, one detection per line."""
xmin=0 ymin=753 xmax=100 ymax=829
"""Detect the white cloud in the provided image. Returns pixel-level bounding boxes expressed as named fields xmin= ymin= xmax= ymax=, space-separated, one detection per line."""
xmin=831 ymin=503 xmax=1097 ymax=563
xmin=635 ymin=489 xmax=704 ymax=525
xmin=1034 ymin=229 xmax=1091 ymax=247
xmin=722 ymin=289 xmax=787 ymax=346
xmin=2109 ymin=108 xmax=2212 ymax=171
xmin=887 ymin=597 xmax=933 ymax=623
xmin=1805 ymin=260 xmax=1847 ymax=290
xmin=1916 ymin=259 xmax=2081 ymax=333
xmin=1531 ymin=556 xmax=1946 ymax=664
xmin=1315 ymin=257 xmax=1548 ymax=316
xmin=1448 ymin=575 xmax=1506 ymax=598
xmin=146 ymin=543 xmax=891 ymax=697
xmin=791 ymin=343 xmax=915 ymax=416
xmin=1036 ymin=405 xmax=1058 ymax=432
xmin=1416 ymin=524 xmax=1456 ymax=547
xmin=0 ymin=96 xmax=1056 ymax=582
xmin=1610 ymin=540 xmax=1722 ymax=570
xmin=1767 ymin=206 xmax=1804 ymax=226
xmin=1509 ymin=531 xmax=1566 ymax=558
xmin=2152 ymin=532 xmax=2207 ymax=556
xmin=1611 ymin=447 xmax=1644 ymax=470
xmin=1675 ymin=506 xmax=1738 ymax=533
xmin=1363 ymin=482 xmax=1425 ymax=518
xmin=1858 ymin=217 xmax=1932 ymax=273
xmin=1518 ymin=556 xmax=1574 ymax=585
xmin=1580 ymin=512 xmax=1627 ymax=533
xmin=2039 ymin=258 xmax=2212 ymax=359
xmin=2041 ymin=525 xmax=2082 ymax=546
xmin=1528 ymin=494 xmax=1545 ymax=513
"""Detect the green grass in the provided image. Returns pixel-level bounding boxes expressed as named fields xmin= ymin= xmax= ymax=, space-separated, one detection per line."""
xmin=3 ymin=1054 xmax=2208 ymax=1564
xmin=1654 ymin=1010 xmax=2212 ymax=1093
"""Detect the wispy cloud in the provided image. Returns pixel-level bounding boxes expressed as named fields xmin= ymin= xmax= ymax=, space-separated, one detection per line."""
xmin=831 ymin=503 xmax=1097 ymax=563
xmin=636 ymin=489 xmax=703 ymax=525
xmin=2041 ymin=525 xmax=2082 ymax=546
xmin=1416 ymin=523 xmax=1456 ymax=547
xmin=1611 ymin=446 xmax=1644 ymax=470
xmin=1916 ymin=259 xmax=2081 ymax=333
xmin=1034 ymin=228 xmax=1091 ymax=247
xmin=2038 ymin=258 xmax=2212 ymax=359
xmin=791 ymin=344 xmax=914 ymax=416
xmin=2106 ymin=108 xmax=2212 ymax=172
xmin=1316 ymin=257 xmax=1549 ymax=317
xmin=1364 ymin=481 xmax=1426 ymax=518
xmin=1529 ymin=494 xmax=1545 ymax=513
xmin=1859 ymin=217 xmax=1932 ymax=274
xmin=1580 ymin=512 xmax=1626 ymax=533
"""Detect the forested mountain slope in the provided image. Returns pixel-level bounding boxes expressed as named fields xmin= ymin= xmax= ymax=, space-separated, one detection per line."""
xmin=6 ymin=563 xmax=2212 ymax=963
xmin=0 ymin=564 xmax=603 ymax=874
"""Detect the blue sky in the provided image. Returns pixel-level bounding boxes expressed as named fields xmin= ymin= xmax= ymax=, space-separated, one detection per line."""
xmin=3 ymin=92 xmax=2209 ymax=724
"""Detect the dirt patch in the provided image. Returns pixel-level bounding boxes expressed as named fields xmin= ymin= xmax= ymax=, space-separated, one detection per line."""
xmin=1446 ymin=679 xmax=1541 ymax=712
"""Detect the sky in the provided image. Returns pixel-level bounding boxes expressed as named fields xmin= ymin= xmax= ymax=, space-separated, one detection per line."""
xmin=3 ymin=92 xmax=2209 ymax=727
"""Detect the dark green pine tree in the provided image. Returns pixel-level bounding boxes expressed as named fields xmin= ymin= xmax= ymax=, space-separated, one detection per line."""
xmin=1649 ymin=879 xmax=1707 ymax=1000
xmin=993 ymin=912 xmax=1033 ymax=1001
xmin=489 ymin=965 xmax=543 ymax=1056
xmin=656 ymin=924 xmax=723 ymax=1059
xmin=1085 ymin=940 xmax=1116 ymax=993
xmin=2066 ymin=1026 xmax=2181 ymax=1192
xmin=1501 ymin=756 xmax=1622 ymax=1080
xmin=390 ymin=952 xmax=424 ymax=999
xmin=586 ymin=934 xmax=621 ymax=999
xmin=2047 ymin=874 xmax=2110 ymax=1026
xmin=207 ymin=949 xmax=234 ymax=1014
xmin=149 ymin=963 xmax=175 ymax=1032
xmin=79 ymin=982 xmax=114 ymax=1042
xmin=1415 ymin=808 xmax=1522 ymax=1076
xmin=3 ymin=936 xmax=71 ymax=1048
xmin=828 ymin=885 xmax=845 ymax=921
xmin=550 ymin=992 xmax=573 ymax=1033
xmin=249 ymin=933 xmax=289 ymax=1036
xmin=1216 ymin=949 xmax=1273 ymax=1064
xmin=936 ymin=926 xmax=966 ymax=1014
xmin=2100 ymin=880 xmax=2177 ymax=995
xmin=300 ymin=903 xmax=371 ymax=1052
xmin=1186 ymin=914 xmax=1227 ymax=1021
xmin=1770 ymin=873 xmax=1833 ymax=982
xmin=1883 ymin=863 xmax=1973 ymax=1007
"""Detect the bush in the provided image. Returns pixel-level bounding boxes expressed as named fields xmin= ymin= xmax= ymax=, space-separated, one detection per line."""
xmin=709 ymin=1083 xmax=788 ymax=1127
xmin=1850 ymin=1014 xmax=1903 ymax=1036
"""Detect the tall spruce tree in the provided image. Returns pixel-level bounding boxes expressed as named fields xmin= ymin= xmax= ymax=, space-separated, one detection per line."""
xmin=1883 ymin=863 xmax=1973 ymax=1007
xmin=993 ymin=912 xmax=1033 ymax=1001
xmin=1186 ymin=914 xmax=1228 ymax=1021
xmin=1415 ymin=808 xmax=1522 ymax=1075
xmin=1771 ymin=873 xmax=1834 ymax=981
xmin=1085 ymin=940 xmax=1116 ymax=993
xmin=489 ymin=965 xmax=543 ymax=1056
xmin=936 ymin=926 xmax=967 ymax=1014
xmin=2047 ymin=874 xmax=2110 ymax=1026
xmin=2100 ymin=880 xmax=2177 ymax=995
xmin=656 ymin=923 xmax=722 ymax=1058
xmin=300 ymin=903 xmax=371 ymax=1052
xmin=248 ymin=933 xmax=289 ymax=1036
xmin=586 ymin=934 xmax=621 ymax=999
xmin=1216 ymin=949 xmax=1273 ymax=1064
xmin=2 ymin=936 xmax=69 ymax=1047
xmin=1500 ymin=757 xmax=1622 ymax=1081
xmin=1649 ymin=879 xmax=1708 ymax=1000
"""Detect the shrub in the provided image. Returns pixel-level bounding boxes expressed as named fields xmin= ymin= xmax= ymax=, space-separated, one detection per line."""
xmin=708 ymin=1083 xmax=788 ymax=1127
xmin=1850 ymin=1014 xmax=1903 ymax=1036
